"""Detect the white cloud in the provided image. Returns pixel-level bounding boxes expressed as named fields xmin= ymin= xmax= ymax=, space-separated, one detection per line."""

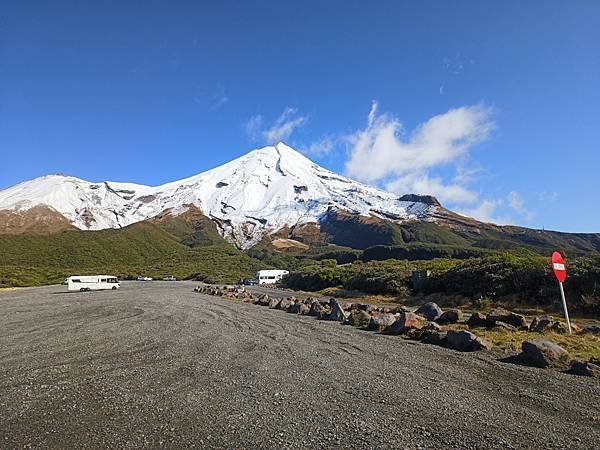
xmin=385 ymin=172 xmax=478 ymax=205
xmin=458 ymin=199 xmax=512 ymax=225
xmin=345 ymin=103 xmax=494 ymax=183
xmin=344 ymin=102 xmax=494 ymax=209
xmin=244 ymin=114 xmax=264 ymax=141
xmin=303 ymin=136 xmax=335 ymax=155
xmin=244 ymin=107 xmax=308 ymax=144
xmin=507 ymin=191 xmax=535 ymax=221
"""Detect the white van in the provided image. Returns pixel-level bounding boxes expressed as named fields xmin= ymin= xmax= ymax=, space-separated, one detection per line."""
xmin=256 ymin=270 xmax=289 ymax=285
xmin=67 ymin=275 xmax=120 ymax=292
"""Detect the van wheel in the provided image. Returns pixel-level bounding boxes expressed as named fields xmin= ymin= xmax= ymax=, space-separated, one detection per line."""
xmin=112 ymin=286 xmax=117 ymax=290
xmin=80 ymin=288 xmax=85 ymax=292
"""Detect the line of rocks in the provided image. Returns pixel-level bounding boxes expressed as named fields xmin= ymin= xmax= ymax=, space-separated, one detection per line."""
xmin=194 ymin=286 xmax=599 ymax=379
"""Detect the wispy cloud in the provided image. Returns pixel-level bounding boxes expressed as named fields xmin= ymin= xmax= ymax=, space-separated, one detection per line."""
xmin=302 ymin=136 xmax=336 ymax=155
xmin=507 ymin=191 xmax=534 ymax=221
xmin=244 ymin=107 xmax=307 ymax=144
xmin=345 ymin=101 xmax=494 ymax=205
xmin=458 ymin=199 xmax=511 ymax=225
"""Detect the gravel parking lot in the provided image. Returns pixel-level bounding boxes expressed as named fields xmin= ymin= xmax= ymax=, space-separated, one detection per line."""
xmin=1 ymin=281 xmax=598 ymax=448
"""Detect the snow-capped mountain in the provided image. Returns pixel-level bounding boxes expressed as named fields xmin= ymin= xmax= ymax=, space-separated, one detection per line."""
xmin=0 ymin=143 xmax=438 ymax=248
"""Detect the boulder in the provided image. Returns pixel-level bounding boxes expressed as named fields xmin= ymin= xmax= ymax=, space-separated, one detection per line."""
xmin=268 ymin=297 xmax=282 ymax=309
xmin=569 ymin=360 xmax=600 ymax=378
xmin=422 ymin=330 xmax=447 ymax=347
xmin=520 ymin=339 xmax=568 ymax=368
xmin=529 ymin=315 xmax=555 ymax=333
xmin=467 ymin=312 xmax=488 ymax=328
xmin=345 ymin=310 xmax=372 ymax=328
xmin=436 ymin=309 xmax=462 ymax=324
xmin=487 ymin=309 xmax=527 ymax=329
xmin=424 ymin=321 xmax=442 ymax=332
xmin=287 ymin=302 xmax=310 ymax=315
xmin=323 ymin=299 xmax=348 ymax=322
xmin=583 ymin=325 xmax=600 ymax=335
xmin=446 ymin=330 xmax=492 ymax=352
xmin=406 ymin=328 xmax=425 ymax=340
xmin=384 ymin=312 xmax=427 ymax=335
xmin=367 ymin=313 xmax=397 ymax=332
xmin=492 ymin=321 xmax=517 ymax=331
xmin=255 ymin=295 xmax=271 ymax=307
xmin=278 ymin=298 xmax=295 ymax=311
xmin=415 ymin=302 xmax=443 ymax=321
xmin=307 ymin=301 xmax=329 ymax=318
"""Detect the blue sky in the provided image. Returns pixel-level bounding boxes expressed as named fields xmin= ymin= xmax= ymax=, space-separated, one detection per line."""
xmin=1 ymin=1 xmax=599 ymax=232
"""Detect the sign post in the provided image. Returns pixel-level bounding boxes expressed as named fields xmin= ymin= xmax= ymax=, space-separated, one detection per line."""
xmin=551 ymin=251 xmax=571 ymax=334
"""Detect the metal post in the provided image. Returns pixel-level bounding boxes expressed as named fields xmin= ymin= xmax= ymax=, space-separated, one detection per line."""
xmin=558 ymin=281 xmax=572 ymax=334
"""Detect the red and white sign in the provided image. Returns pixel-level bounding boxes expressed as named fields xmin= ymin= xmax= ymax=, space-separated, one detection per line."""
xmin=551 ymin=251 xmax=567 ymax=282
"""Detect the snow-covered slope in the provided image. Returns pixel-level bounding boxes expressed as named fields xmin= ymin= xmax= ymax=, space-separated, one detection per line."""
xmin=0 ymin=143 xmax=438 ymax=247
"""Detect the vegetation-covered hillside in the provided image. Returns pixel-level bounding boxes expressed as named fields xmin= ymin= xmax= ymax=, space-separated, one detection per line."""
xmin=282 ymin=253 xmax=600 ymax=314
xmin=0 ymin=218 xmax=262 ymax=287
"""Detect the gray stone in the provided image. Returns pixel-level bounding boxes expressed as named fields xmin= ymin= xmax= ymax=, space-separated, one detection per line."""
xmin=422 ymin=331 xmax=447 ymax=347
xmin=323 ymin=299 xmax=348 ymax=322
xmin=307 ymin=301 xmax=329 ymax=318
xmin=488 ymin=309 xmax=527 ymax=329
xmin=583 ymin=325 xmax=600 ymax=335
xmin=569 ymin=360 xmax=600 ymax=378
xmin=345 ymin=309 xmax=372 ymax=328
xmin=467 ymin=312 xmax=488 ymax=328
xmin=255 ymin=294 xmax=271 ymax=306
xmin=493 ymin=321 xmax=517 ymax=331
xmin=367 ymin=313 xmax=397 ymax=332
xmin=529 ymin=315 xmax=555 ymax=333
xmin=446 ymin=330 xmax=492 ymax=352
xmin=384 ymin=312 xmax=427 ymax=335
xmin=268 ymin=297 xmax=282 ymax=309
xmin=278 ymin=298 xmax=295 ymax=311
xmin=520 ymin=339 xmax=568 ymax=368
xmin=415 ymin=302 xmax=443 ymax=321
xmin=436 ymin=309 xmax=461 ymax=324
xmin=287 ymin=302 xmax=310 ymax=315
xmin=425 ymin=321 xmax=442 ymax=332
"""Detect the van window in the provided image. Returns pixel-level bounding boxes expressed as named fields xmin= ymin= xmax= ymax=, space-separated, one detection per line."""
xmin=101 ymin=278 xmax=107 ymax=282
xmin=71 ymin=279 xmax=81 ymax=283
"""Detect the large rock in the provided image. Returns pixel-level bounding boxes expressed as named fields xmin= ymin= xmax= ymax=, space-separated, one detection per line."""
xmin=287 ymin=302 xmax=310 ymax=315
xmin=345 ymin=310 xmax=372 ymax=328
xmin=415 ymin=302 xmax=443 ymax=321
xmin=268 ymin=297 xmax=282 ymax=309
xmin=367 ymin=313 xmax=397 ymax=332
xmin=255 ymin=294 xmax=271 ymax=307
xmin=307 ymin=300 xmax=329 ymax=318
xmin=583 ymin=325 xmax=600 ymax=335
xmin=569 ymin=360 xmax=600 ymax=378
xmin=323 ymin=299 xmax=348 ymax=322
xmin=487 ymin=309 xmax=527 ymax=329
xmin=384 ymin=312 xmax=427 ymax=335
xmin=529 ymin=315 xmax=556 ymax=333
xmin=278 ymin=298 xmax=295 ymax=311
xmin=436 ymin=309 xmax=462 ymax=324
xmin=446 ymin=330 xmax=491 ymax=352
xmin=467 ymin=312 xmax=488 ymax=328
xmin=424 ymin=321 xmax=441 ymax=332
xmin=493 ymin=321 xmax=517 ymax=331
xmin=520 ymin=339 xmax=568 ymax=368
xmin=422 ymin=330 xmax=447 ymax=347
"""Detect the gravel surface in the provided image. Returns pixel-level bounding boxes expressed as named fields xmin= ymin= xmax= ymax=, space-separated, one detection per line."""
xmin=1 ymin=282 xmax=598 ymax=449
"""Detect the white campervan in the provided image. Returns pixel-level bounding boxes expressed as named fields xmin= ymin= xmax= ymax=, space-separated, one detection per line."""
xmin=67 ymin=275 xmax=120 ymax=292
xmin=256 ymin=269 xmax=289 ymax=285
